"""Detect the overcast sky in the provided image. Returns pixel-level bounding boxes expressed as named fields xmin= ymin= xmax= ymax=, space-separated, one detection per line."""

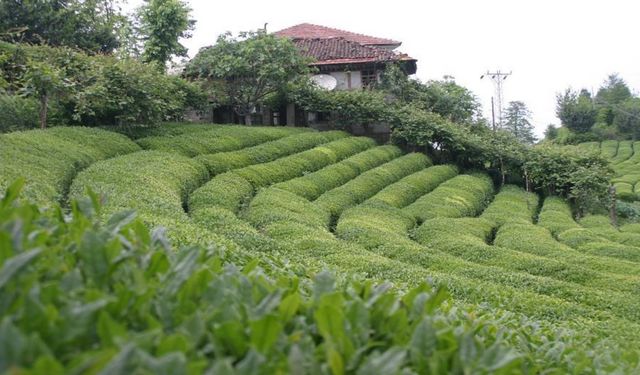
xmin=126 ymin=0 xmax=640 ymax=136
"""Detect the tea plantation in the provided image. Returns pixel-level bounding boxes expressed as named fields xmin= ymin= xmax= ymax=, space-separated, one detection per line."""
xmin=2 ymin=124 xmax=640 ymax=374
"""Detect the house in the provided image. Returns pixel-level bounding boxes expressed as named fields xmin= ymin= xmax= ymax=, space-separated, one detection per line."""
xmin=202 ymin=23 xmax=417 ymax=128
xmin=275 ymin=23 xmax=417 ymax=91
xmin=272 ymin=23 xmax=417 ymax=130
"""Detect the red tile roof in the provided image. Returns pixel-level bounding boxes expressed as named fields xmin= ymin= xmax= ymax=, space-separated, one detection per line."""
xmin=293 ymin=37 xmax=414 ymax=65
xmin=274 ymin=23 xmax=401 ymax=46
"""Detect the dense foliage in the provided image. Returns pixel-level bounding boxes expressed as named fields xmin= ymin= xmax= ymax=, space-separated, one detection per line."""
xmin=0 ymin=0 xmax=124 ymax=53
xmin=139 ymin=0 xmax=195 ymax=68
xmin=0 ymin=42 xmax=205 ymax=129
xmin=1 ymin=125 xmax=640 ymax=372
xmin=550 ymin=74 xmax=640 ymax=143
xmin=185 ymin=30 xmax=312 ymax=125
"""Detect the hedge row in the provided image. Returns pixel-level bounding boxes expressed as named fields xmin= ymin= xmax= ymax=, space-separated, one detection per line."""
xmin=576 ymin=141 xmax=600 ymax=154
xmin=194 ymin=130 xmax=349 ymax=175
xmin=6 ymin=188 xmax=564 ymax=374
xmin=245 ymin=180 xmax=640 ymax=361
xmin=479 ymin=185 xmax=539 ymax=227
xmin=494 ymin=223 xmax=640 ymax=293
xmin=191 ymin=206 xmax=281 ymax=253
xmin=367 ymin=165 xmax=459 ymax=208
xmin=70 ymin=150 xmax=208 ymax=218
xmin=247 ymin=187 xmax=331 ymax=230
xmin=234 ymin=137 xmax=376 ymax=188
xmin=621 ymin=223 xmax=640 ymax=234
xmin=536 ymin=197 xmax=580 ymax=236
xmin=273 ymin=145 xmax=403 ymax=200
xmin=334 ymin=201 xmax=640 ymax=350
xmin=188 ymin=137 xmax=376 ymax=214
xmin=0 ymin=127 xmax=140 ymax=206
xmin=314 ymin=153 xmax=431 ymax=219
xmin=67 ymin=150 xmax=251 ymax=253
xmin=494 ymin=220 xmax=640 ymax=277
xmin=610 ymin=140 xmax=633 ymax=164
xmin=404 ymin=173 xmax=494 ymax=222
xmin=136 ymin=125 xmax=305 ymax=157
xmin=414 ymin=217 xmax=640 ymax=321
xmin=538 ymin=197 xmax=640 ymax=262
xmin=580 ymin=215 xmax=640 ymax=246
xmin=600 ymin=140 xmax=619 ymax=159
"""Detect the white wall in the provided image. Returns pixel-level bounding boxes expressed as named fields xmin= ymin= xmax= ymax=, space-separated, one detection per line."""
xmin=329 ymin=71 xmax=362 ymax=90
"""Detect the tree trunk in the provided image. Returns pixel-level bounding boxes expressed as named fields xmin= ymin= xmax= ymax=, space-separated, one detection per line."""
xmin=244 ymin=114 xmax=252 ymax=126
xmin=39 ymin=94 xmax=48 ymax=129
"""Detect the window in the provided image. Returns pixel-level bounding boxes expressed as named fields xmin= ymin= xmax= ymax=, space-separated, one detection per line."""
xmin=361 ymin=69 xmax=377 ymax=88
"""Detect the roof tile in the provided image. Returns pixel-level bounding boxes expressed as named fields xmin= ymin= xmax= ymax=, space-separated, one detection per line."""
xmin=274 ymin=23 xmax=400 ymax=46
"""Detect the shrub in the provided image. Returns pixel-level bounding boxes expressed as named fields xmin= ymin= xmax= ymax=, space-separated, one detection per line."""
xmin=70 ymin=150 xmax=208 ymax=218
xmin=136 ymin=125 xmax=298 ymax=157
xmin=368 ymin=164 xmax=459 ymax=208
xmin=188 ymin=172 xmax=253 ymax=214
xmin=610 ymin=140 xmax=633 ymax=164
xmin=537 ymin=197 xmax=580 ymax=236
xmin=494 ymin=221 xmax=640 ymax=276
xmin=234 ymin=137 xmax=376 ymax=188
xmin=0 ymin=94 xmax=39 ymax=132
xmin=4 ymin=184 xmax=558 ymax=374
xmin=600 ymin=140 xmax=619 ymax=159
xmin=0 ymin=127 xmax=140 ymax=205
xmin=479 ymin=185 xmax=539 ymax=227
xmin=191 ymin=206 xmax=280 ymax=252
xmin=195 ymin=130 xmax=348 ymax=175
xmin=247 ymin=188 xmax=331 ymax=230
xmin=273 ymin=145 xmax=402 ymax=200
xmin=315 ymin=153 xmax=431 ymax=219
xmin=189 ymin=137 xmax=376 ymax=214
xmin=614 ymin=182 xmax=637 ymax=201
xmin=404 ymin=173 xmax=494 ymax=222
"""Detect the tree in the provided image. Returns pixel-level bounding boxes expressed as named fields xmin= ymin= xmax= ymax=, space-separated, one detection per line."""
xmin=138 ymin=0 xmax=194 ymax=69
xmin=502 ymin=101 xmax=536 ymax=144
xmin=613 ymin=98 xmax=640 ymax=140
xmin=20 ymin=59 xmax=66 ymax=129
xmin=544 ymin=124 xmax=558 ymax=140
xmin=596 ymin=74 xmax=632 ymax=125
xmin=556 ymin=89 xmax=597 ymax=133
xmin=377 ymin=67 xmax=481 ymax=124
xmin=525 ymin=145 xmax=613 ymax=216
xmin=185 ymin=30 xmax=312 ymax=125
xmin=0 ymin=0 xmax=123 ymax=54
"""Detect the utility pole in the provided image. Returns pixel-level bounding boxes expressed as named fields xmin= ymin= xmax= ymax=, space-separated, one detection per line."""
xmin=481 ymin=70 xmax=512 ymax=129
xmin=490 ymin=96 xmax=496 ymax=131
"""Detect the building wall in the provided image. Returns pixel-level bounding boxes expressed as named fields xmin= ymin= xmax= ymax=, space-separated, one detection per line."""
xmin=329 ymin=71 xmax=363 ymax=91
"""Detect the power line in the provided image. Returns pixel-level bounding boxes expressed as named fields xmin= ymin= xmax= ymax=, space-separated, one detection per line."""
xmin=481 ymin=70 xmax=512 ymax=131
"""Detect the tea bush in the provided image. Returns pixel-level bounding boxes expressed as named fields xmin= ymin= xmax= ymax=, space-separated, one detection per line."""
xmin=273 ymin=145 xmax=402 ymax=200
xmin=600 ymin=140 xmax=619 ymax=159
xmin=3 ymin=183 xmax=552 ymax=374
xmin=190 ymin=137 xmax=376 ymax=214
xmin=367 ymin=165 xmax=459 ymax=208
xmin=404 ymin=173 xmax=494 ymax=222
xmin=195 ymin=130 xmax=348 ymax=175
xmin=0 ymin=127 xmax=140 ymax=205
xmin=136 ymin=125 xmax=302 ymax=156
xmin=315 ymin=153 xmax=431 ymax=219
xmin=479 ymin=185 xmax=538 ymax=227
xmin=70 ymin=150 xmax=208 ymax=218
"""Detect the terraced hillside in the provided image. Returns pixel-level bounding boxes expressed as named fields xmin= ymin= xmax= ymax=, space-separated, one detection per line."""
xmin=576 ymin=140 xmax=640 ymax=201
xmin=2 ymin=124 xmax=640 ymax=372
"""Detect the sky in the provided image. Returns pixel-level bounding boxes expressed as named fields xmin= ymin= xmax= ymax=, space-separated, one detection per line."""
xmin=126 ymin=0 xmax=640 ymax=137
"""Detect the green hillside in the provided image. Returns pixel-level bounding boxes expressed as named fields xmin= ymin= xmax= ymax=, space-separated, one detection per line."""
xmin=2 ymin=125 xmax=640 ymax=373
